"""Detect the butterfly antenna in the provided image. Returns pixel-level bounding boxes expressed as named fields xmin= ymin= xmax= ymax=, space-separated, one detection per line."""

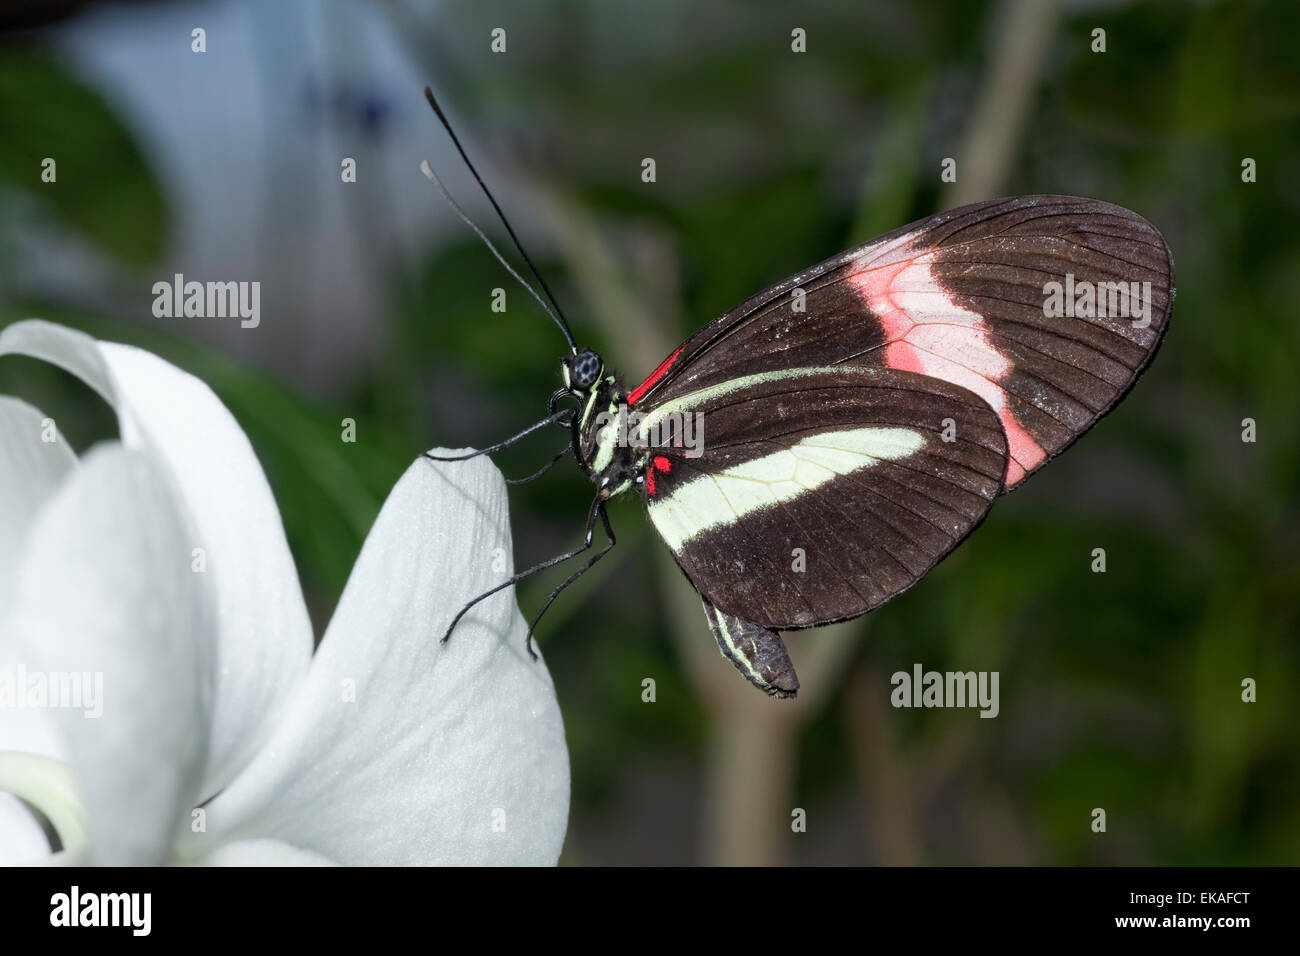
xmin=420 ymin=161 xmax=575 ymax=350
xmin=422 ymin=86 xmax=578 ymax=355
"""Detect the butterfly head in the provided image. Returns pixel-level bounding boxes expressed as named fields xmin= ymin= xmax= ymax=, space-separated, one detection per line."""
xmin=563 ymin=348 xmax=604 ymax=394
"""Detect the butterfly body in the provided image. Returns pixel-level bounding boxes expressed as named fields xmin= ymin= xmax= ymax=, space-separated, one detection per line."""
xmin=562 ymin=357 xmax=643 ymax=498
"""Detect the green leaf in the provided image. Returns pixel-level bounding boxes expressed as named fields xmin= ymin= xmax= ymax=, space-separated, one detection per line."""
xmin=0 ymin=46 xmax=168 ymax=267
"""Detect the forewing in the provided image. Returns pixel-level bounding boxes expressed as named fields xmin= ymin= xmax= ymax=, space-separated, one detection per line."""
xmin=627 ymin=195 xmax=1172 ymax=489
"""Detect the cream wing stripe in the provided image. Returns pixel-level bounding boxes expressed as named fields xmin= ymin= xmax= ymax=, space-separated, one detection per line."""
xmin=647 ymin=426 xmax=926 ymax=552
xmin=635 ymin=367 xmax=849 ymax=438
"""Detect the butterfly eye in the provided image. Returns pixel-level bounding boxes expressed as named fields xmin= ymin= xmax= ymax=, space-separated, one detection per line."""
xmin=571 ymin=350 xmax=602 ymax=389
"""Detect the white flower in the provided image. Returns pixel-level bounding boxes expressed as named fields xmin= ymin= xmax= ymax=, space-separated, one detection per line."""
xmin=0 ymin=319 xmax=569 ymax=865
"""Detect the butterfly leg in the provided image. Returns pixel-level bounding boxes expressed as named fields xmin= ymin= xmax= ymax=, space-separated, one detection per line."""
xmin=439 ymin=493 xmax=604 ymax=648
xmin=422 ymin=406 xmax=572 ymax=463
xmin=523 ymin=502 xmax=616 ymax=659
xmin=700 ymin=598 xmax=799 ymax=699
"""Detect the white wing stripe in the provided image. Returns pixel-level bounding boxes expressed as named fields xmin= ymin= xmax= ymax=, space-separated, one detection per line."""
xmin=647 ymin=426 xmax=926 ymax=552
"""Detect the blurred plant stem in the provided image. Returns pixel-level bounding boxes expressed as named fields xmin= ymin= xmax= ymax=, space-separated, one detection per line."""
xmin=666 ymin=550 xmax=857 ymax=865
xmin=845 ymin=665 xmax=923 ymax=864
xmin=944 ymin=0 xmax=1062 ymax=208
xmin=844 ymin=661 xmax=1035 ymax=865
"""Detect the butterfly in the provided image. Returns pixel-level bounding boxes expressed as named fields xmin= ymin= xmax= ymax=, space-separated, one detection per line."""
xmin=421 ymin=89 xmax=1174 ymax=698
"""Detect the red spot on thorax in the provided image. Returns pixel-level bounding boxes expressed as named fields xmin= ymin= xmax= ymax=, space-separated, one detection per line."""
xmin=646 ymin=455 xmax=671 ymax=497
xmin=627 ymin=346 xmax=684 ymax=406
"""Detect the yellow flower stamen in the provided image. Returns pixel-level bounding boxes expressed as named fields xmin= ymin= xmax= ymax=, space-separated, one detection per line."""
xmin=0 ymin=751 xmax=89 ymax=860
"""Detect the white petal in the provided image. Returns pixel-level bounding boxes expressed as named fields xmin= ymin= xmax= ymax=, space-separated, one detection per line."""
xmin=188 ymin=454 xmax=570 ymax=865
xmin=0 ymin=628 xmax=63 ymax=761
xmin=200 ymin=839 xmax=337 ymax=866
xmin=0 ymin=397 xmax=76 ymax=763
xmin=0 ymin=794 xmax=52 ymax=865
xmin=3 ymin=445 xmax=215 ymax=864
xmin=0 ymin=396 xmax=77 ymax=604
xmin=0 ymin=320 xmax=313 ymax=796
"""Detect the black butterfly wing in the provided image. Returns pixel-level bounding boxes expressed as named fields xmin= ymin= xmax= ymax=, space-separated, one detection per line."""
xmin=638 ymin=366 xmax=1007 ymax=629
xmin=627 ymin=195 xmax=1172 ymax=490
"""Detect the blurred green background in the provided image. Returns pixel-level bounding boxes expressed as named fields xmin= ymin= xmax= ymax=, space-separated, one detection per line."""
xmin=1 ymin=0 xmax=1296 ymax=864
